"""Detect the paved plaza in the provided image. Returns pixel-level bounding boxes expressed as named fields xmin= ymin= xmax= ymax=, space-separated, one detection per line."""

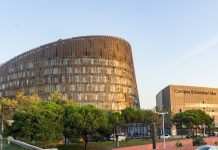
xmin=113 ymin=137 xmax=218 ymax=150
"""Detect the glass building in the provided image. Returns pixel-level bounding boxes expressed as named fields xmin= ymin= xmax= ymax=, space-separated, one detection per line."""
xmin=0 ymin=36 xmax=140 ymax=110
xmin=156 ymin=85 xmax=218 ymax=127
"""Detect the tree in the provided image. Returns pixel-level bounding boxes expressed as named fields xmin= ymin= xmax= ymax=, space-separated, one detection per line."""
xmin=172 ymin=109 xmax=214 ymax=136
xmin=105 ymin=111 xmax=122 ymax=144
xmin=0 ymin=97 xmax=17 ymax=120
xmin=48 ymin=92 xmax=75 ymax=106
xmin=108 ymin=111 xmax=121 ymax=126
xmin=64 ymin=105 xmax=108 ymax=150
xmin=0 ymin=91 xmax=40 ymax=121
xmin=143 ymin=109 xmax=160 ymax=125
xmin=0 ymin=97 xmax=18 ymax=135
xmin=63 ymin=105 xmax=81 ymax=144
xmin=121 ymin=107 xmax=144 ymax=123
xmin=107 ymin=111 xmax=122 ymax=133
xmin=10 ymin=102 xmax=64 ymax=148
xmin=121 ymin=108 xmax=160 ymax=125
xmin=15 ymin=90 xmax=41 ymax=108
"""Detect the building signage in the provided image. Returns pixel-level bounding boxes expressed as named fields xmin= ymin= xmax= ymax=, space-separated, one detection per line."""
xmin=174 ymin=89 xmax=216 ymax=96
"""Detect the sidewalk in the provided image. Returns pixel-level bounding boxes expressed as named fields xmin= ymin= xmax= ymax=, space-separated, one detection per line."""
xmin=113 ymin=137 xmax=218 ymax=150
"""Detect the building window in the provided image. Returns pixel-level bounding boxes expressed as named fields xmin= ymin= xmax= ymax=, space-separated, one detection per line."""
xmin=60 ymin=75 xmax=65 ymax=83
xmin=63 ymin=58 xmax=68 ymax=65
xmin=53 ymin=68 xmax=59 ymax=74
xmin=69 ymin=84 xmax=76 ymax=91
xmin=65 ymin=67 xmax=73 ymax=73
xmin=47 ymin=76 xmax=52 ymax=83
xmin=75 ymin=59 xmax=81 ymax=64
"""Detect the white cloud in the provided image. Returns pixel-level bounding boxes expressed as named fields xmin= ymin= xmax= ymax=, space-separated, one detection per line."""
xmin=182 ymin=36 xmax=218 ymax=60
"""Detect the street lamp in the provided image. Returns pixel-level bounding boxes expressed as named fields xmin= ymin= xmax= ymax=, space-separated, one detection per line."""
xmin=115 ymin=116 xmax=120 ymax=148
xmin=158 ymin=112 xmax=168 ymax=149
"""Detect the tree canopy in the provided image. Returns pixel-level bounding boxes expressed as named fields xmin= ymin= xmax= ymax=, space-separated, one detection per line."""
xmin=64 ymin=105 xmax=108 ymax=150
xmin=48 ymin=92 xmax=75 ymax=106
xmin=10 ymin=102 xmax=64 ymax=148
xmin=121 ymin=107 xmax=160 ymax=125
xmin=1 ymin=92 xmax=161 ymax=150
xmin=172 ymin=109 xmax=214 ymax=129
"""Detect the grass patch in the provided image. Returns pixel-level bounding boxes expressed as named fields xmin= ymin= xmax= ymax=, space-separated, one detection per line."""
xmin=58 ymin=144 xmax=83 ymax=150
xmin=57 ymin=138 xmax=186 ymax=150
xmin=57 ymin=139 xmax=150 ymax=150
xmin=119 ymin=139 xmax=150 ymax=147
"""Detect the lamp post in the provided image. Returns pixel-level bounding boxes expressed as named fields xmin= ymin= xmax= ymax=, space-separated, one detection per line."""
xmin=151 ymin=123 xmax=156 ymax=150
xmin=158 ymin=112 xmax=168 ymax=149
xmin=115 ymin=116 xmax=119 ymax=148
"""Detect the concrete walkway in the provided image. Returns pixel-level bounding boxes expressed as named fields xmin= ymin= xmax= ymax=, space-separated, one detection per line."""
xmin=113 ymin=137 xmax=218 ymax=150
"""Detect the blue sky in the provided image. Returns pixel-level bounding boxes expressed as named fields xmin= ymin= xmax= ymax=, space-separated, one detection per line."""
xmin=1 ymin=0 xmax=218 ymax=109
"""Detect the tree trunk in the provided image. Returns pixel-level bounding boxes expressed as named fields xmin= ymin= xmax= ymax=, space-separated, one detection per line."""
xmin=192 ymin=129 xmax=194 ymax=137
xmin=208 ymin=127 xmax=211 ymax=136
xmin=158 ymin=128 xmax=161 ymax=139
xmin=85 ymin=141 xmax=88 ymax=150
xmin=84 ymin=135 xmax=88 ymax=150
xmin=115 ymin=134 xmax=119 ymax=148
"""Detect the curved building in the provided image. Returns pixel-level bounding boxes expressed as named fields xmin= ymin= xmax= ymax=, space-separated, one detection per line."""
xmin=0 ymin=36 xmax=140 ymax=110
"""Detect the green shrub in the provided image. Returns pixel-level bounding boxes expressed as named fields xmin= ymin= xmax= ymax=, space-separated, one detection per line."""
xmin=176 ymin=141 xmax=182 ymax=147
xmin=192 ymin=136 xmax=206 ymax=146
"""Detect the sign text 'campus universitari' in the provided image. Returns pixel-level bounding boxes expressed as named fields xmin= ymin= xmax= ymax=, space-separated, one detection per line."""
xmin=174 ymin=89 xmax=216 ymax=96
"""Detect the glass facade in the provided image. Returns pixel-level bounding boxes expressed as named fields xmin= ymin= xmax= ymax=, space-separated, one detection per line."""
xmin=0 ymin=36 xmax=140 ymax=110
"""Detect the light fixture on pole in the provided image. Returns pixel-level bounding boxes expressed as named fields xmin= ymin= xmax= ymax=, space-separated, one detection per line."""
xmin=158 ymin=112 xmax=168 ymax=149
